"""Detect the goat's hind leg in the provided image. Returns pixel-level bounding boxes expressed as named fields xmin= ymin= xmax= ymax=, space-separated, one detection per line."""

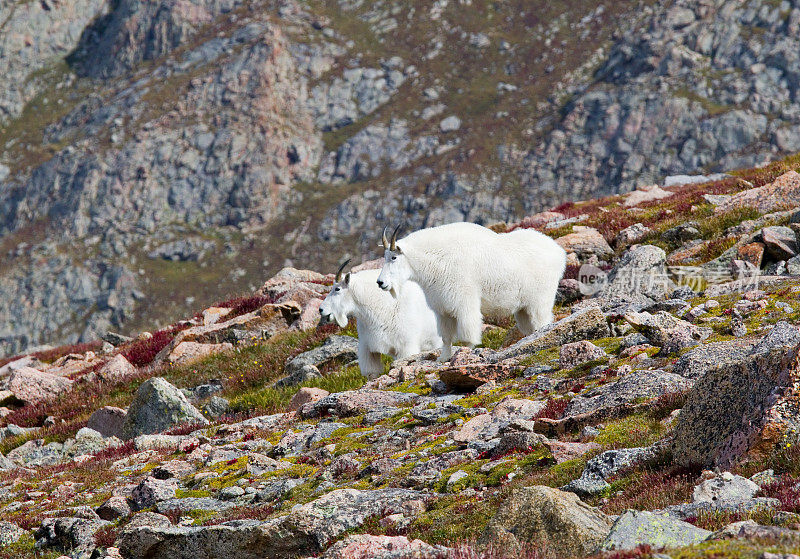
xmin=436 ymin=314 xmax=457 ymax=362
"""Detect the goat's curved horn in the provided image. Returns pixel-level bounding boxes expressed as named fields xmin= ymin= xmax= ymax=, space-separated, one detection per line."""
xmin=382 ymin=227 xmax=390 ymax=250
xmin=335 ymin=258 xmax=351 ymax=283
xmin=390 ymin=224 xmax=402 ymax=251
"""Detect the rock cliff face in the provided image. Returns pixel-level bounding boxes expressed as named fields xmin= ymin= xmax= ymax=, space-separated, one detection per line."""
xmin=6 ymin=0 xmax=800 ymax=354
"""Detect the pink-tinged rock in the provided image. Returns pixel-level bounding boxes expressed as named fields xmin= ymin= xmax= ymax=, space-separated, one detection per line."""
xmin=716 ymin=171 xmax=800 ymax=215
xmin=7 ymin=367 xmax=72 ymax=405
xmin=449 ymin=347 xmax=485 ymax=367
xmin=155 ymin=302 xmax=301 ymax=361
xmin=556 ymin=226 xmax=613 ymax=258
xmin=543 ymin=440 xmax=601 ymax=464
xmin=515 ymin=211 xmax=566 ymax=230
xmin=260 ymin=267 xmax=330 ymax=306
xmin=321 ymin=535 xmax=439 ymax=559
xmin=288 ymin=387 xmax=329 ymax=412
xmin=493 ymin=397 xmax=546 ymax=419
xmin=438 ymin=363 xmax=520 ymax=390
xmin=87 ymin=406 xmax=127 ymax=438
xmin=166 ymin=341 xmax=233 ymax=366
xmin=201 ymin=306 xmax=232 ymax=326
xmin=453 ymin=413 xmax=494 ymax=443
xmin=98 ymin=354 xmax=137 ymax=381
xmin=290 ymin=297 xmax=323 ymax=331
xmin=560 ymin=341 xmax=608 ymax=369
xmin=624 ymin=184 xmax=674 ymax=207
xmin=351 ymin=258 xmax=383 ymax=272
xmin=46 ymin=352 xmax=101 ymax=377
xmin=614 ymin=223 xmax=651 ymax=247
xmin=130 ymin=477 xmax=177 ymax=510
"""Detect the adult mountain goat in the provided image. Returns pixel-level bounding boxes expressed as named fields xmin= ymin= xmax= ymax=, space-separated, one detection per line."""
xmin=377 ymin=222 xmax=567 ymax=361
xmin=319 ymin=260 xmax=442 ymax=377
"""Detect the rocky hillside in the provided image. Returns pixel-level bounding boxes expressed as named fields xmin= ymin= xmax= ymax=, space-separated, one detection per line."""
xmin=3 ymin=159 xmax=800 ymax=557
xmin=9 ymin=0 xmax=800 ymax=356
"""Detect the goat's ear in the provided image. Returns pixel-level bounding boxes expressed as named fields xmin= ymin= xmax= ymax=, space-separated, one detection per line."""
xmin=395 ymin=244 xmax=403 ymax=255
xmin=343 ymin=272 xmax=351 ymax=286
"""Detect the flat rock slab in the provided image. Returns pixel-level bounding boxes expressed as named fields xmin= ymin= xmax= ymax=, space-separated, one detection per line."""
xmin=285 ymin=336 xmax=358 ymax=376
xmin=673 ymin=339 xmax=756 ymax=379
xmin=565 ymin=370 xmax=693 ymax=417
xmin=300 ymin=390 xmax=418 ymax=418
xmin=478 ymin=485 xmax=612 ymax=557
xmin=671 ymin=332 xmax=800 ymax=468
xmin=121 ymin=377 xmax=208 ymax=440
xmin=156 ymin=497 xmax=237 ymax=513
xmin=5 ymin=367 xmax=72 ymax=405
xmin=439 ymin=363 xmax=520 ymax=390
xmin=599 ymin=510 xmax=711 ymax=551
xmin=493 ymin=307 xmax=610 ymax=363
xmin=118 ymin=488 xmax=429 ymax=559
xmin=563 ymin=447 xmax=656 ymax=498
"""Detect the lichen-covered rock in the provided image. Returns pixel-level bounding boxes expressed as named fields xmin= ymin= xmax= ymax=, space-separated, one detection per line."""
xmin=599 ymin=510 xmax=711 ymax=551
xmin=35 ymin=515 xmax=110 ymax=557
xmin=319 ymin=534 xmax=443 ymax=559
xmin=478 ymin=485 xmax=613 ymax=556
xmin=671 ymin=335 xmax=800 ymax=468
xmin=88 ymin=406 xmax=127 ymax=438
xmin=299 ymin=389 xmax=417 ymax=419
xmin=624 ymin=310 xmax=712 ymax=355
xmin=117 ymin=488 xmax=428 ymax=559
xmin=5 ymin=367 xmax=73 ymax=405
xmin=284 ymin=336 xmax=358 ymax=377
xmin=559 ymin=341 xmax=607 ymax=369
xmin=597 ymin=245 xmax=676 ymax=302
xmin=121 ymin=377 xmax=208 ymax=440
xmin=565 ymin=370 xmax=693 ymax=417
xmin=563 ymin=447 xmax=656 ymax=497
xmin=493 ymin=307 xmax=610 ymax=362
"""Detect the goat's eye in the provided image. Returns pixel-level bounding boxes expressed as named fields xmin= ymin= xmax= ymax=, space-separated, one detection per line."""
xmin=391 ymin=255 xmax=397 ymax=261
xmin=334 ymin=287 xmax=340 ymax=292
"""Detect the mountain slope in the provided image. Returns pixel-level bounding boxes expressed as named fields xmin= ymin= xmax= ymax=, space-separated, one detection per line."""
xmin=4 ymin=0 xmax=800 ymax=356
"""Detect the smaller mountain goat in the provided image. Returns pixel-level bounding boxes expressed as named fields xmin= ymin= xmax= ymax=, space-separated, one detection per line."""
xmin=377 ymin=222 xmax=567 ymax=361
xmin=319 ymin=260 xmax=442 ymax=377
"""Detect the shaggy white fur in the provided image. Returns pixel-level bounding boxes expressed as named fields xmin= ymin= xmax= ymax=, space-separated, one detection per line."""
xmin=319 ymin=268 xmax=442 ymax=377
xmin=377 ymin=222 xmax=567 ymax=361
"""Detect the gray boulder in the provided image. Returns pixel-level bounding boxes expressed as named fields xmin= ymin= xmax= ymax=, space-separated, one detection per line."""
xmin=493 ymin=307 xmax=610 ymax=362
xmin=563 ymin=447 xmax=655 ymax=497
xmin=299 ymin=390 xmax=417 ymax=419
xmin=87 ymin=406 xmax=128 ymax=438
xmin=624 ymin=310 xmax=712 ymax=355
xmin=284 ymin=336 xmax=358 ymax=378
xmin=0 ymin=521 xmax=26 ymax=545
xmin=671 ymin=331 xmax=800 ymax=468
xmin=565 ymin=370 xmax=693 ymax=417
xmin=599 ymin=510 xmax=710 ymax=551
xmin=121 ymin=377 xmax=208 ymax=440
xmin=35 ymin=516 xmax=110 ymax=558
xmin=117 ymin=488 xmax=428 ymax=559
xmin=597 ymin=245 xmax=676 ymax=302
xmin=478 ymin=485 xmax=612 ymax=556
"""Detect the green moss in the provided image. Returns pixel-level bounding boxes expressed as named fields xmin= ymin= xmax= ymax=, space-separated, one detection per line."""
xmin=595 ymin=414 xmax=665 ymax=450
xmin=480 ymin=327 xmax=509 ymax=350
xmin=175 ymin=488 xmax=212 ymax=499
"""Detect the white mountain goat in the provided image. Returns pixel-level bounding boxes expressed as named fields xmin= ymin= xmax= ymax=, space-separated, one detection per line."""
xmin=319 ymin=260 xmax=442 ymax=377
xmin=376 ymin=222 xmax=567 ymax=361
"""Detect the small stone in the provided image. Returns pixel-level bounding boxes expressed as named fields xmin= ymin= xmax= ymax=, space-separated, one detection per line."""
xmin=288 ymin=387 xmax=330 ymax=412
xmin=560 ymin=341 xmax=607 ymax=369
xmin=87 ymin=406 xmax=127 ymax=438
xmin=439 ymin=115 xmax=461 ymax=132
